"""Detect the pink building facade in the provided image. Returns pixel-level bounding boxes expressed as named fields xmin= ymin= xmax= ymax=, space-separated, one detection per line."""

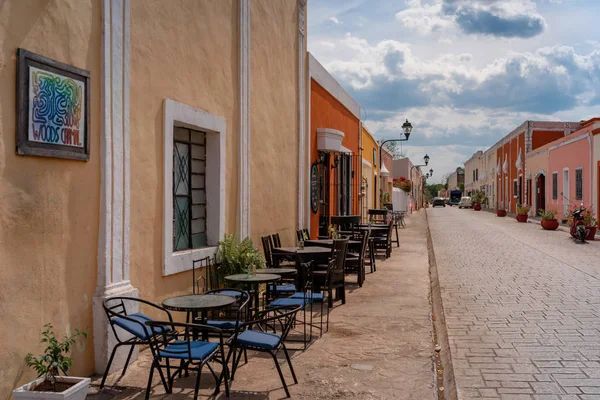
xmin=527 ymin=119 xmax=599 ymax=218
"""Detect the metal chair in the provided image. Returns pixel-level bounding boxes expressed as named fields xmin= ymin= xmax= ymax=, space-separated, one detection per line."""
xmin=144 ymin=321 xmax=229 ymax=399
xmin=226 ymin=306 xmax=301 ymax=398
xmin=100 ymin=297 xmax=175 ymax=390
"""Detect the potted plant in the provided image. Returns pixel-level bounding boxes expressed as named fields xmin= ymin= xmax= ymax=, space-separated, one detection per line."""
xmin=496 ymin=201 xmax=507 ymax=217
xmin=584 ymin=210 xmax=598 ymax=240
xmin=516 ymin=203 xmax=530 ymax=222
xmin=13 ymin=324 xmax=89 ymax=400
xmin=471 ymin=190 xmax=487 ymax=211
xmin=328 ymin=224 xmax=340 ymax=239
xmin=217 ymin=233 xmax=265 ymax=280
xmin=539 ymin=208 xmax=559 ymax=230
xmin=393 ymin=177 xmax=412 ymax=194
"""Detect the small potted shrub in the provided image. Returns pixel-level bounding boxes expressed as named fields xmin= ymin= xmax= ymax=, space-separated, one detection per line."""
xmin=471 ymin=190 xmax=486 ymax=211
xmin=584 ymin=211 xmax=598 ymax=240
xmin=13 ymin=324 xmax=89 ymax=400
xmin=516 ymin=203 xmax=530 ymax=222
xmin=496 ymin=201 xmax=507 ymax=217
xmin=539 ymin=208 xmax=559 ymax=230
xmin=217 ymin=233 xmax=265 ymax=280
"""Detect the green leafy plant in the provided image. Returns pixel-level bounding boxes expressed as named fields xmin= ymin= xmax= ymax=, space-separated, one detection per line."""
xmin=328 ymin=225 xmax=340 ymax=239
xmin=217 ymin=233 xmax=264 ymax=280
xmin=471 ymin=190 xmax=487 ymax=206
xmin=538 ymin=208 xmax=558 ymax=221
xmin=382 ymin=192 xmax=391 ymax=204
xmin=517 ymin=203 xmax=530 ymax=216
xmin=25 ymin=324 xmax=88 ymax=391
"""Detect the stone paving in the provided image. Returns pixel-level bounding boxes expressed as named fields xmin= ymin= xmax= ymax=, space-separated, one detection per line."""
xmin=89 ymin=211 xmax=434 ymax=399
xmin=428 ymin=206 xmax=600 ymax=400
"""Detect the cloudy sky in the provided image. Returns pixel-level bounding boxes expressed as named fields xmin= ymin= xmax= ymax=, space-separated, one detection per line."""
xmin=307 ymin=0 xmax=600 ymax=183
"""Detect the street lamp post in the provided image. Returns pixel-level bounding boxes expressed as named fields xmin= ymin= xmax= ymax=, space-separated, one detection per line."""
xmin=379 ymin=119 xmax=412 ymax=207
xmin=410 ymin=155 xmax=432 ymax=210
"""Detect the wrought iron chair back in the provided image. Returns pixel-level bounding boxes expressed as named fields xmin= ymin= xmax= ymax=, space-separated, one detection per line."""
xmin=192 ymin=256 xmax=212 ymax=294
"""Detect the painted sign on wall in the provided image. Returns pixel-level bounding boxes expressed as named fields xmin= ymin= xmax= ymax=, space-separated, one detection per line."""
xmin=17 ymin=49 xmax=90 ymax=161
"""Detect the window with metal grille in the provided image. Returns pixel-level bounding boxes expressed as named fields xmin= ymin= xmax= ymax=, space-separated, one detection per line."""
xmin=173 ymin=127 xmax=207 ymax=251
xmin=552 ymin=173 xmax=558 ymax=199
xmin=513 ymin=180 xmax=518 ymax=198
xmin=575 ymin=169 xmax=583 ymax=200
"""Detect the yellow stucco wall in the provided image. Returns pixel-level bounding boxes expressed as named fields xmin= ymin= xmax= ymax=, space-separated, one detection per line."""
xmin=0 ymin=0 xmax=101 ymax=394
xmin=249 ymin=0 xmax=299 ymax=247
xmin=361 ymin=127 xmax=379 ymax=210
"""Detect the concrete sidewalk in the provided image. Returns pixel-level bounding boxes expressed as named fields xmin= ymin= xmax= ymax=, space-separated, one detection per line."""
xmin=89 ymin=210 xmax=434 ymax=399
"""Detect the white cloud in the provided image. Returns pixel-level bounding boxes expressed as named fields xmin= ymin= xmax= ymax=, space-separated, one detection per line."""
xmin=329 ymin=16 xmax=342 ymax=25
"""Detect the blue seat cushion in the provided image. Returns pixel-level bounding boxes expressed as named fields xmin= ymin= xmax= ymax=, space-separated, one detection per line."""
xmin=269 ymin=283 xmax=296 ymax=292
xmin=112 ymin=313 xmax=168 ymax=340
xmin=206 ymin=320 xmax=237 ymax=330
xmin=269 ymin=297 xmax=309 ymax=307
xmin=159 ymin=341 xmax=218 ymax=360
xmin=217 ymin=290 xmax=242 ymax=299
xmin=236 ymin=330 xmax=281 ymax=350
xmin=290 ymin=292 xmax=324 ymax=302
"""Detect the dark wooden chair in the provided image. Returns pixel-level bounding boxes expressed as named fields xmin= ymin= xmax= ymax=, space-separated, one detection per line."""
xmin=261 ymin=235 xmax=274 ymax=268
xmin=345 ymin=230 xmax=370 ymax=287
xmin=373 ymin=219 xmax=394 ymax=259
xmin=327 ymin=239 xmax=348 ymax=307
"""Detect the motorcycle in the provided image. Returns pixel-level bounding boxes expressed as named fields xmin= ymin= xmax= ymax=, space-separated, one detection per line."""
xmin=570 ymin=203 xmax=589 ymax=244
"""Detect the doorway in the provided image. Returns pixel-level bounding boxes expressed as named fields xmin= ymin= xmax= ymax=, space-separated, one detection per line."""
xmin=563 ymin=169 xmax=569 ymax=216
xmin=536 ymin=174 xmax=545 ymax=216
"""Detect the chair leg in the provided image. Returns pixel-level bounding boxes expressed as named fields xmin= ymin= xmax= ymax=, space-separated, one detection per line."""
xmin=100 ymin=343 xmax=120 ymax=389
xmin=121 ymin=345 xmax=135 ymax=377
xmin=156 ymin=360 xmax=171 ymax=394
xmin=282 ymin=344 xmax=298 ymax=384
xmin=194 ymin=365 xmax=203 ymax=400
xmin=145 ymin=359 xmax=156 ymax=400
xmin=270 ymin=352 xmax=290 ymax=398
xmin=231 ymin=346 xmax=244 ymax=380
xmin=394 ymin=224 xmax=400 ymax=247
xmin=320 ymin=301 xmax=324 ymax=337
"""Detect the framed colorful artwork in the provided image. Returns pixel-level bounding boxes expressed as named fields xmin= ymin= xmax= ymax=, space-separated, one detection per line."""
xmin=16 ymin=48 xmax=90 ymax=161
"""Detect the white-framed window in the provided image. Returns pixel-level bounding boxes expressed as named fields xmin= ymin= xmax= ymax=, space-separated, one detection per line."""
xmin=162 ymin=99 xmax=226 ymax=276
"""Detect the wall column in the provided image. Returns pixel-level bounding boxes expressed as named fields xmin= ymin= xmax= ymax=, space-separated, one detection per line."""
xmin=92 ymin=0 xmax=139 ymax=375
xmin=297 ymin=0 xmax=306 ymax=229
xmin=238 ymin=0 xmax=251 ymax=238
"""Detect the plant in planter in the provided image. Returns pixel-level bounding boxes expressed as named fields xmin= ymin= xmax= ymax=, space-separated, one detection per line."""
xmin=217 ymin=233 xmax=265 ymax=280
xmin=328 ymin=224 xmax=340 ymax=239
xmin=393 ymin=177 xmax=412 ymax=193
xmin=516 ymin=203 xmax=530 ymax=222
xmin=471 ymin=190 xmax=487 ymax=211
xmin=13 ymin=324 xmax=89 ymax=400
xmin=382 ymin=191 xmax=391 ymax=204
xmin=539 ymin=208 xmax=559 ymax=230
xmin=496 ymin=201 xmax=507 ymax=217
xmin=566 ymin=205 xmax=598 ymax=240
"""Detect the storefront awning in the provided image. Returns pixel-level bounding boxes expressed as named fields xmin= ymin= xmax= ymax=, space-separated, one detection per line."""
xmin=380 ymin=163 xmax=390 ymax=177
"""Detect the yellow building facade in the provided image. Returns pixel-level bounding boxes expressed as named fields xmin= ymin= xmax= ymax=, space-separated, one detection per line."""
xmin=0 ymin=0 xmax=308 ymax=395
xmin=361 ymin=126 xmax=379 ymax=218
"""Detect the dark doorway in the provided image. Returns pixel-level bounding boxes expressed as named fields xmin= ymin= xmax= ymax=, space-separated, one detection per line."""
xmin=536 ymin=174 xmax=546 ymax=216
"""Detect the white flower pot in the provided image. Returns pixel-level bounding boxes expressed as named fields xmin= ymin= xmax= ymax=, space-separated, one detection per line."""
xmin=12 ymin=376 xmax=90 ymax=400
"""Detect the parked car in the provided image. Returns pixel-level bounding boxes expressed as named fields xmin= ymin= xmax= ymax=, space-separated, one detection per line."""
xmin=458 ymin=196 xmax=472 ymax=209
xmin=432 ymin=197 xmax=446 ymax=207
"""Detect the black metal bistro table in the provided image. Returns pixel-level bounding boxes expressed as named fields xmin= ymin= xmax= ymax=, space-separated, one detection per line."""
xmin=257 ymin=267 xmax=297 ymax=276
xmin=224 ymin=273 xmax=281 ymax=317
xmin=303 ymin=239 xmax=361 ymax=247
xmin=162 ymin=294 xmax=236 ymax=340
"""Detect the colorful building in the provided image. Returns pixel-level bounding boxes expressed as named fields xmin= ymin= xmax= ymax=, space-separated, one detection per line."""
xmin=0 ymin=0 xmax=308 ymax=395
xmin=308 ymin=53 xmax=361 ymax=237
xmin=361 ymin=126 xmax=379 ymax=218
xmin=464 ymin=151 xmax=484 ymax=197
xmin=393 ymin=157 xmax=424 ymax=211
xmin=492 ymin=121 xmax=581 ymax=213
xmin=526 ymin=118 xmax=599 ymax=217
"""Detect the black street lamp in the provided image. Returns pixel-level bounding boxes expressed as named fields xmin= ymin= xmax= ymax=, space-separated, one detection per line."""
xmin=410 ymin=154 xmax=432 ymax=210
xmin=379 ymin=119 xmax=412 ymax=206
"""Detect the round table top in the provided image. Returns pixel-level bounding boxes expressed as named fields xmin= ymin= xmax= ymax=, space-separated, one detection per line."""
xmin=357 ymin=225 xmax=388 ymax=230
xmin=162 ymin=294 xmax=236 ymax=312
xmin=257 ymin=268 xmax=297 ymax=275
xmin=273 ymin=246 xmax=331 ymax=254
xmin=224 ymin=273 xmax=281 ymax=284
xmin=304 ymin=239 xmax=361 ymax=246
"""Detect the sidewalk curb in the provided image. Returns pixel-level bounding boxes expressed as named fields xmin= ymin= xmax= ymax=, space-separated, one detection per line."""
xmin=425 ymin=209 xmax=458 ymax=400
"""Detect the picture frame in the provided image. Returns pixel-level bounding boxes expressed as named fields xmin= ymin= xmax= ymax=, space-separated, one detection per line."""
xmin=16 ymin=48 xmax=90 ymax=161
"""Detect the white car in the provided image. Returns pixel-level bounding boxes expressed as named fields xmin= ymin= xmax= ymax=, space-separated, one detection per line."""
xmin=458 ymin=196 xmax=472 ymax=209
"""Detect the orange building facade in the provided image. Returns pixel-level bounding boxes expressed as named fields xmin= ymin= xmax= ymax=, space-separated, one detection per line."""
xmin=308 ymin=54 xmax=361 ymax=237
xmin=492 ymin=121 xmax=581 ymax=213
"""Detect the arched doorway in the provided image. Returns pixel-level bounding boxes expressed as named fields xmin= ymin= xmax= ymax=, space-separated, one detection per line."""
xmin=535 ymin=173 xmax=546 ymax=216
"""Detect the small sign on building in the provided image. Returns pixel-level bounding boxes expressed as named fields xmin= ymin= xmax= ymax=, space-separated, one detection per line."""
xmin=16 ymin=49 xmax=90 ymax=161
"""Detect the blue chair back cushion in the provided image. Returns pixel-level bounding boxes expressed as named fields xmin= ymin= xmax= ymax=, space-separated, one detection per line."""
xmin=112 ymin=313 xmax=168 ymax=340
xmin=159 ymin=341 xmax=218 ymax=360
xmin=236 ymin=330 xmax=281 ymax=350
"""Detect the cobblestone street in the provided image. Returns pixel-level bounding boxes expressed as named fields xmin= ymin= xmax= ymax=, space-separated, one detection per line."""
xmin=429 ymin=206 xmax=600 ymax=400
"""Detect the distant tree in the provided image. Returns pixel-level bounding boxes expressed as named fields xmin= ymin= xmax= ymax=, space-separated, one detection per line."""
xmin=378 ymin=140 xmax=405 ymax=160
xmin=458 ymin=183 xmax=465 ymax=193
xmin=442 ymin=172 xmax=452 ymax=190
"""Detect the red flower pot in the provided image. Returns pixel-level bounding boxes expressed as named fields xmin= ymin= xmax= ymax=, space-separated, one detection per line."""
xmin=496 ymin=210 xmax=506 ymax=217
xmin=541 ymin=219 xmax=559 ymax=230
xmin=516 ymin=214 xmax=528 ymax=223
xmin=473 ymin=204 xmax=482 ymax=211
xmin=586 ymin=226 xmax=597 ymax=240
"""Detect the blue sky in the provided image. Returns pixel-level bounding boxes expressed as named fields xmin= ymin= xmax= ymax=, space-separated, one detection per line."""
xmin=307 ymin=0 xmax=600 ymax=183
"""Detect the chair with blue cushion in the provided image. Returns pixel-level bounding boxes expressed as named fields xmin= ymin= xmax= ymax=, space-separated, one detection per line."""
xmin=144 ymin=321 xmax=229 ymax=400
xmin=100 ymin=297 xmax=175 ymax=390
xmin=226 ymin=305 xmax=301 ymax=398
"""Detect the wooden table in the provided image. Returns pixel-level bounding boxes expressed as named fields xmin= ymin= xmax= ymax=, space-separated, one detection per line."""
xmin=303 ymin=239 xmax=360 ymax=247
